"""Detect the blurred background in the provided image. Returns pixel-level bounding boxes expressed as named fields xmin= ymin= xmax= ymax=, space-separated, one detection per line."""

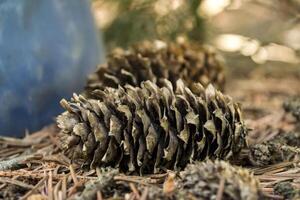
xmin=93 ymin=0 xmax=300 ymax=75
xmin=92 ymin=0 xmax=300 ymax=119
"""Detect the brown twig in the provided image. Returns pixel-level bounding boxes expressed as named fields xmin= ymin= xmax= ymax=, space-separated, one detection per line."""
xmin=0 ymin=177 xmax=34 ymax=189
xmin=96 ymin=191 xmax=103 ymax=200
xmin=130 ymin=183 xmax=141 ymax=199
xmin=69 ymin=165 xmax=79 ymax=185
xmin=216 ymin=177 xmax=225 ymax=200
xmin=114 ymin=175 xmax=151 ymax=186
xmin=21 ymin=176 xmax=47 ymax=200
xmin=48 ymin=171 xmax=53 ymax=200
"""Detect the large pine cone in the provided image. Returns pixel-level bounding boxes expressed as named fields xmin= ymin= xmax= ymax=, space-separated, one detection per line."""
xmin=86 ymin=40 xmax=225 ymax=94
xmin=57 ymin=80 xmax=246 ymax=173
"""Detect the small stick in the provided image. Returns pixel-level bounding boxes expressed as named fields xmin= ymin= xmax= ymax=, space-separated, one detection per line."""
xmin=261 ymin=188 xmax=274 ymax=193
xmin=0 ymin=136 xmax=35 ymax=147
xmin=97 ymin=191 xmax=103 ymax=200
xmin=149 ymin=173 xmax=168 ymax=179
xmin=69 ymin=165 xmax=79 ymax=185
xmin=0 ymin=170 xmax=67 ymax=180
xmin=114 ymin=175 xmax=150 ymax=186
xmin=54 ymin=180 xmax=62 ymax=200
xmin=130 ymin=183 xmax=141 ymax=199
xmin=58 ymin=191 xmax=63 ymax=200
xmin=48 ymin=171 xmax=53 ymax=200
xmin=254 ymin=161 xmax=294 ymax=175
xmin=216 ymin=177 xmax=225 ymax=200
xmin=21 ymin=176 xmax=47 ymax=200
xmin=96 ymin=167 xmax=101 ymax=178
xmin=62 ymin=174 xmax=67 ymax=200
xmin=0 ymin=177 xmax=34 ymax=189
xmin=0 ymin=183 xmax=6 ymax=190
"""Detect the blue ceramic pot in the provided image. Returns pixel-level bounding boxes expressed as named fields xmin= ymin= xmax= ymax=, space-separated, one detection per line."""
xmin=0 ymin=0 xmax=104 ymax=136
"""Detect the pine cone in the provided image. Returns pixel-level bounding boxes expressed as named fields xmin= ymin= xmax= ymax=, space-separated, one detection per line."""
xmin=274 ymin=182 xmax=300 ymax=200
xmin=283 ymin=96 xmax=300 ymax=121
xmin=57 ymin=80 xmax=246 ymax=173
xmin=137 ymin=160 xmax=261 ymax=200
xmin=86 ymin=40 xmax=225 ymax=95
xmin=248 ymin=133 xmax=300 ymax=166
xmin=177 ymin=160 xmax=261 ymax=200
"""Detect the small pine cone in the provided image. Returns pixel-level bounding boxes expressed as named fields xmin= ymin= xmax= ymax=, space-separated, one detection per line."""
xmin=177 ymin=160 xmax=261 ymax=200
xmin=249 ymin=136 xmax=300 ymax=166
xmin=283 ymin=96 xmax=300 ymax=121
xmin=86 ymin=40 xmax=225 ymax=95
xmin=73 ymin=168 xmax=134 ymax=199
xmin=57 ymin=80 xmax=246 ymax=173
xmin=274 ymin=182 xmax=300 ymax=200
xmin=139 ymin=161 xmax=260 ymax=200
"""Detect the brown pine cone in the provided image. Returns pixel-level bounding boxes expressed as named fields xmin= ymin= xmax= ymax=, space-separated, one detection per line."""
xmin=57 ymin=80 xmax=246 ymax=174
xmin=137 ymin=161 xmax=261 ymax=200
xmin=283 ymin=96 xmax=300 ymax=121
xmin=86 ymin=40 xmax=225 ymax=95
xmin=177 ymin=160 xmax=261 ymax=200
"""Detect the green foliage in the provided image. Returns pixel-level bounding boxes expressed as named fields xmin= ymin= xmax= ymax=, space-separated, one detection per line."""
xmin=101 ymin=0 xmax=205 ymax=49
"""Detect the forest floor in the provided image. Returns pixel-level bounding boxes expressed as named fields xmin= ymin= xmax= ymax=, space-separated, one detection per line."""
xmin=0 ymin=67 xmax=300 ymax=200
